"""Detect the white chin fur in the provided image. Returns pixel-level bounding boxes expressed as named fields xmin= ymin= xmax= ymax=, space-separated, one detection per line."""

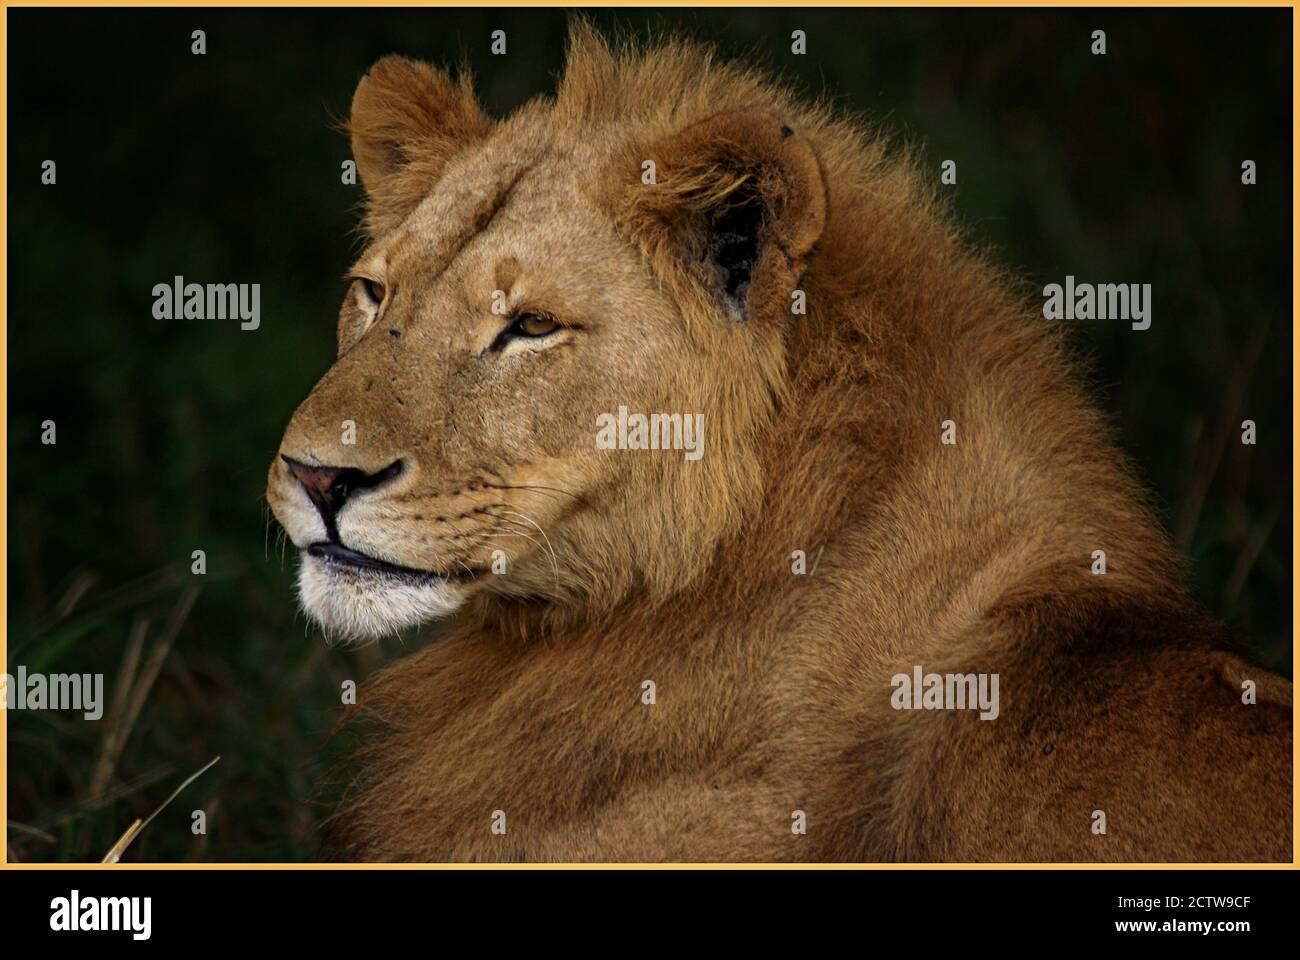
xmin=297 ymin=554 xmax=465 ymax=644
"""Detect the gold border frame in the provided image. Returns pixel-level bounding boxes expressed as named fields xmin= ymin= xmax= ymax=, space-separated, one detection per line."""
xmin=0 ymin=0 xmax=1294 ymax=870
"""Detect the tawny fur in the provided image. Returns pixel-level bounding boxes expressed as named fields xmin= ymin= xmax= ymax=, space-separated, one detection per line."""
xmin=267 ymin=23 xmax=1292 ymax=862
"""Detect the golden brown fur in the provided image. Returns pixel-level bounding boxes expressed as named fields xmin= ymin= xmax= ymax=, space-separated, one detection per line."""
xmin=267 ymin=24 xmax=1292 ymax=862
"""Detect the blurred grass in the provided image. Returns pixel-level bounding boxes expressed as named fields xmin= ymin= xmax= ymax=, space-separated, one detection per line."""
xmin=5 ymin=8 xmax=1291 ymax=861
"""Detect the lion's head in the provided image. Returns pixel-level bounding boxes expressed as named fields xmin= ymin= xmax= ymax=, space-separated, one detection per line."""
xmin=267 ymin=26 xmax=828 ymax=641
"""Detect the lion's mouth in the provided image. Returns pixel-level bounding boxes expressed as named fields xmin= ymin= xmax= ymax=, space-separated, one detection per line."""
xmin=307 ymin=541 xmax=481 ymax=584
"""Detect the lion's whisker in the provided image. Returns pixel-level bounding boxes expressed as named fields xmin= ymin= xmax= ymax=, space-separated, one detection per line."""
xmin=482 ymin=483 xmax=582 ymax=503
xmin=497 ymin=511 xmax=562 ymax=593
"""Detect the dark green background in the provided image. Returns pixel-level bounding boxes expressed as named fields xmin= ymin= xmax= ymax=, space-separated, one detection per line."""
xmin=6 ymin=8 xmax=1292 ymax=861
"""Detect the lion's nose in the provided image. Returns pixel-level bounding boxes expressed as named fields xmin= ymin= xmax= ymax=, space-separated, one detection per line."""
xmin=281 ymin=455 xmax=404 ymax=539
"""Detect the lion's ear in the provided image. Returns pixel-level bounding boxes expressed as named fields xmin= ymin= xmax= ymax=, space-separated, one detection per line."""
xmin=619 ymin=109 xmax=827 ymax=325
xmin=348 ymin=55 xmax=493 ymax=237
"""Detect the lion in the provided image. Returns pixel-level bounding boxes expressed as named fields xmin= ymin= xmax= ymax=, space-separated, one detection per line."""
xmin=266 ymin=23 xmax=1292 ymax=862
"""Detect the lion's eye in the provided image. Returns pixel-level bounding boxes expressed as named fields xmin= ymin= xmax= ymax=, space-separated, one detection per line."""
xmin=515 ymin=312 xmax=558 ymax=338
xmin=359 ymin=277 xmax=386 ymax=306
xmin=488 ymin=310 xmax=564 ymax=353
